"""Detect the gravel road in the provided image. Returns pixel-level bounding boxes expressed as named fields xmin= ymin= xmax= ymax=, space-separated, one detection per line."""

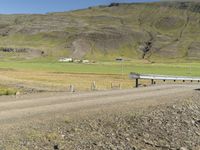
xmin=0 ymin=84 xmax=199 ymax=149
xmin=0 ymin=84 xmax=198 ymax=123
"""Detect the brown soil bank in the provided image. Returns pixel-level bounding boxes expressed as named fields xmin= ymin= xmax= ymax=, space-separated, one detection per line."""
xmin=0 ymin=85 xmax=199 ymax=150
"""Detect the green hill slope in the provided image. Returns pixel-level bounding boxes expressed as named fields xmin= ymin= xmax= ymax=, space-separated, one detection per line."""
xmin=0 ymin=1 xmax=200 ymax=62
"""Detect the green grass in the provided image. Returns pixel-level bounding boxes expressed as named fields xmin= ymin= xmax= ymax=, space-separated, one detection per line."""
xmin=0 ymin=85 xmax=17 ymax=96
xmin=0 ymin=60 xmax=200 ymax=77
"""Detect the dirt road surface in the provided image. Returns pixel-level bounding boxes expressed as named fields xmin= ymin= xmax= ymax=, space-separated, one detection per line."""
xmin=0 ymin=84 xmax=200 ymax=149
xmin=0 ymin=84 xmax=198 ymax=124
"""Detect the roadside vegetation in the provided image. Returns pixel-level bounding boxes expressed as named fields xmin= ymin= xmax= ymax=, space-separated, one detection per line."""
xmin=0 ymin=85 xmax=18 ymax=96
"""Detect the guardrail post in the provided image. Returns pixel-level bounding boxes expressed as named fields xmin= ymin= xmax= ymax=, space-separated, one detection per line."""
xmin=136 ymin=79 xmax=139 ymax=88
xmin=151 ymin=79 xmax=154 ymax=85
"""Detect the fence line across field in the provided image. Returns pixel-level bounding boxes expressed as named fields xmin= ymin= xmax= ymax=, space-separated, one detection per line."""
xmin=129 ymin=72 xmax=200 ymax=88
xmin=68 ymin=82 xmax=122 ymax=92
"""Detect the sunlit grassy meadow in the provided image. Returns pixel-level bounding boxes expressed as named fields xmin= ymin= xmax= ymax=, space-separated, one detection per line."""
xmin=0 ymin=60 xmax=199 ymax=93
xmin=0 ymin=60 xmax=199 ymax=76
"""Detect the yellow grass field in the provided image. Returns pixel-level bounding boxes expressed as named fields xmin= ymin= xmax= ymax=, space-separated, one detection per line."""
xmin=0 ymin=70 xmax=135 ymax=92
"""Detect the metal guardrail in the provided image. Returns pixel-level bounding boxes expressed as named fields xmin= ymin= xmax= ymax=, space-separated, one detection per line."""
xmin=129 ymin=72 xmax=200 ymax=87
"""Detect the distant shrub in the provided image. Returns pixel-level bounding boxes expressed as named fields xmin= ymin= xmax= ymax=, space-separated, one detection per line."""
xmin=108 ymin=3 xmax=120 ymax=7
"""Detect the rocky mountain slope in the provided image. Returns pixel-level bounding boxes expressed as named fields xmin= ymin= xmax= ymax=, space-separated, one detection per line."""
xmin=0 ymin=1 xmax=200 ymax=61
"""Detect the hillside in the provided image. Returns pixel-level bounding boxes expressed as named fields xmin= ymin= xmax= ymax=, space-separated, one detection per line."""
xmin=0 ymin=1 xmax=200 ymax=61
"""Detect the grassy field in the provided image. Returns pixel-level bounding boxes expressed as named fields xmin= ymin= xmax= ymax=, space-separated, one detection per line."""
xmin=0 ymin=60 xmax=200 ymax=76
xmin=0 ymin=60 xmax=199 ymax=94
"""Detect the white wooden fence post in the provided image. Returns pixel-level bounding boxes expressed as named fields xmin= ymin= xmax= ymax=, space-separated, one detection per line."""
xmin=91 ymin=81 xmax=96 ymax=91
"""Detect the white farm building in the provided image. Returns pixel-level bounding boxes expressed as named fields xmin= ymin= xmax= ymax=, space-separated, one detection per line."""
xmin=59 ymin=58 xmax=73 ymax=62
